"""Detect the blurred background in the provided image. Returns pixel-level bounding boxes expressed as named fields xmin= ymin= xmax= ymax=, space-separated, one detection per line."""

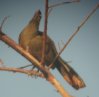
xmin=0 ymin=0 xmax=99 ymax=97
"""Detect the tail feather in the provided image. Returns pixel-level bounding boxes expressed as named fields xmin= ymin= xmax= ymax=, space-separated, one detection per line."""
xmin=56 ymin=57 xmax=86 ymax=90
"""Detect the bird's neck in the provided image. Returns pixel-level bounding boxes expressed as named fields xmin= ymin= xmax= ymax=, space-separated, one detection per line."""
xmin=27 ymin=22 xmax=39 ymax=36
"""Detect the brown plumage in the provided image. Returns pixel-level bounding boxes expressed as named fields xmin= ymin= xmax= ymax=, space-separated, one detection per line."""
xmin=19 ymin=10 xmax=86 ymax=90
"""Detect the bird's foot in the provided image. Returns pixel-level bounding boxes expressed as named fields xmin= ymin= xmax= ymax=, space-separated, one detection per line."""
xmin=28 ymin=66 xmax=40 ymax=78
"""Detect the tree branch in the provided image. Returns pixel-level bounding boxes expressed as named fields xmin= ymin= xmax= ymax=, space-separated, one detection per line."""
xmin=0 ymin=16 xmax=10 ymax=31
xmin=0 ymin=66 xmax=44 ymax=78
xmin=0 ymin=30 xmax=72 ymax=97
xmin=58 ymin=3 xmax=99 ymax=58
xmin=49 ymin=3 xmax=99 ymax=69
xmin=42 ymin=0 xmax=49 ymax=65
xmin=49 ymin=0 xmax=80 ymax=8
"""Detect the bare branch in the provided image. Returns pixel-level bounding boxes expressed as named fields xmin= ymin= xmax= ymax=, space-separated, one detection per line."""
xmin=48 ymin=0 xmax=80 ymax=16
xmin=0 ymin=66 xmax=44 ymax=78
xmin=49 ymin=0 xmax=80 ymax=8
xmin=49 ymin=3 xmax=99 ymax=69
xmin=0 ymin=16 xmax=10 ymax=31
xmin=48 ymin=7 xmax=53 ymax=16
xmin=3 ymin=66 xmax=42 ymax=79
xmin=58 ymin=42 xmax=61 ymax=51
xmin=0 ymin=31 xmax=47 ymax=75
xmin=42 ymin=0 xmax=49 ymax=65
xmin=18 ymin=64 xmax=33 ymax=69
xmin=0 ymin=30 xmax=72 ymax=97
xmin=59 ymin=3 xmax=99 ymax=56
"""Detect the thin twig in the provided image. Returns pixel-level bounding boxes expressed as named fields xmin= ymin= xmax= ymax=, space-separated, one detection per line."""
xmin=49 ymin=3 xmax=99 ymax=69
xmin=59 ymin=3 xmax=99 ymax=56
xmin=18 ymin=64 xmax=33 ymax=69
xmin=0 ymin=59 xmax=4 ymax=66
xmin=0 ymin=66 xmax=44 ymax=78
xmin=48 ymin=7 xmax=53 ymax=15
xmin=49 ymin=0 xmax=80 ymax=8
xmin=48 ymin=0 xmax=79 ymax=15
xmin=0 ymin=1 xmax=71 ymax=95
xmin=58 ymin=42 xmax=61 ymax=51
xmin=0 ymin=16 xmax=10 ymax=31
xmin=42 ymin=0 xmax=49 ymax=65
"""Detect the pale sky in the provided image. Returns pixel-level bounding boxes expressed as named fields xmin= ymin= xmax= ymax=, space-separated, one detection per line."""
xmin=0 ymin=0 xmax=99 ymax=97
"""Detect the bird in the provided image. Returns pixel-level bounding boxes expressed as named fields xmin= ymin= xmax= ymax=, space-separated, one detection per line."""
xmin=19 ymin=10 xmax=86 ymax=90
xmin=19 ymin=10 xmax=42 ymax=51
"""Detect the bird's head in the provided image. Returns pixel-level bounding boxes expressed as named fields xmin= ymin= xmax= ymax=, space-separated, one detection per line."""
xmin=30 ymin=10 xmax=42 ymax=26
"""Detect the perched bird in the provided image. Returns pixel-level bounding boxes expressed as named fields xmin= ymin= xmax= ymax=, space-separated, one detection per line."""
xmin=19 ymin=10 xmax=42 ymax=51
xmin=19 ymin=10 xmax=86 ymax=90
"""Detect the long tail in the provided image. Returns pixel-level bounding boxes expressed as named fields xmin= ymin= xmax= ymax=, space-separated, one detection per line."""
xmin=55 ymin=57 xmax=86 ymax=90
